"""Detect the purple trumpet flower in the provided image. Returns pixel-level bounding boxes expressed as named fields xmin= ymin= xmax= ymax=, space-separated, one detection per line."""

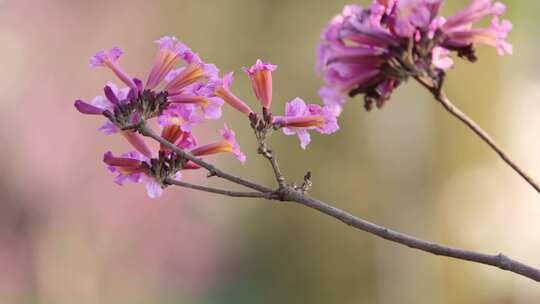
xmin=317 ymin=0 xmax=512 ymax=112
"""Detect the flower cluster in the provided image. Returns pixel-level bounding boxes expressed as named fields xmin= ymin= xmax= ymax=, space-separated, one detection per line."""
xmin=75 ymin=38 xmax=340 ymax=197
xmin=317 ymin=0 xmax=512 ymax=112
xmin=75 ymin=37 xmax=246 ymax=198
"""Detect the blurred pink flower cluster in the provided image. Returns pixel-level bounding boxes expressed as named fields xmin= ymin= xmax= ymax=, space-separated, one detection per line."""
xmin=317 ymin=0 xmax=512 ymax=112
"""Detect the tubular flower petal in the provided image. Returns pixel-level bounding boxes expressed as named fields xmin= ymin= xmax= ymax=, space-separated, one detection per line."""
xmin=164 ymin=62 xmax=218 ymax=95
xmin=146 ymin=36 xmax=189 ymax=90
xmin=443 ymin=0 xmax=506 ymax=29
xmin=167 ymin=87 xmax=224 ymax=120
xmin=443 ymin=16 xmax=513 ymax=56
xmin=90 ymin=47 xmax=137 ymax=90
xmin=75 ymin=93 xmax=125 ymax=135
xmin=274 ymin=98 xmax=339 ymax=149
xmin=191 ymin=124 xmax=246 ymax=163
xmin=103 ymin=151 xmax=149 ymax=185
xmin=210 ymin=73 xmax=253 ymax=115
xmin=177 ymin=131 xmax=198 ymax=149
xmin=98 ymin=122 xmax=119 ymax=135
xmin=121 ymin=131 xmax=153 ymax=159
xmin=160 ymin=125 xmax=184 ymax=152
xmin=158 ymin=104 xmax=203 ymax=132
xmin=243 ymin=59 xmax=277 ymax=109
xmin=159 ymin=124 xmax=198 ymax=152
xmin=74 ymin=99 xmax=105 ymax=115
xmin=103 ymin=151 xmax=170 ymax=199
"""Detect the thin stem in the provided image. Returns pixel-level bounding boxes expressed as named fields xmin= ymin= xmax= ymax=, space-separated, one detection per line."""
xmin=270 ymin=154 xmax=285 ymax=186
xmin=259 ymin=143 xmax=286 ymax=187
xmin=252 ymin=112 xmax=287 ymax=187
xmin=137 ymin=123 xmax=273 ymax=193
xmin=415 ymin=76 xmax=540 ymax=194
xmin=164 ymin=178 xmax=273 ymax=199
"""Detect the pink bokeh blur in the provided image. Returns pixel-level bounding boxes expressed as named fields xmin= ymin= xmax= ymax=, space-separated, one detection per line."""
xmin=0 ymin=1 xmax=235 ymax=302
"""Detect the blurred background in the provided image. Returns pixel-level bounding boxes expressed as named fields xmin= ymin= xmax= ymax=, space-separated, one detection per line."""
xmin=0 ymin=0 xmax=539 ymax=303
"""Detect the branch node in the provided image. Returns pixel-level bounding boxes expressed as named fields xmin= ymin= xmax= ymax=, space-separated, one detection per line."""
xmin=272 ymin=186 xmax=295 ymax=202
xmin=496 ymin=253 xmax=513 ymax=270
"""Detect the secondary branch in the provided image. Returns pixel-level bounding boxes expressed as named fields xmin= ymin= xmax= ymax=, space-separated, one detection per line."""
xmin=415 ymin=76 xmax=540 ymax=194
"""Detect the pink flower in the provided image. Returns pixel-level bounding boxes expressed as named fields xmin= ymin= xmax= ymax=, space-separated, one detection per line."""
xmin=210 ymin=73 xmax=254 ymax=116
xmin=90 ymin=47 xmax=138 ymax=90
xmin=444 ymin=17 xmax=513 ymax=56
xmin=103 ymin=151 xmax=165 ymax=198
xmin=145 ymin=36 xmax=189 ymax=90
xmin=274 ymin=98 xmax=339 ymax=149
xmin=167 ymin=84 xmax=224 ymax=120
xmin=191 ymin=124 xmax=246 ymax=164
xmin=390 ymin=0 xmax=444 ymax=35
xmin=160 ymin=124 xmax=198 ymax=152
xmin=220 ymin=125 xmax=246 ymax=163
xmin=158 ymin=104 xmax=203 ymax=132
xmin=177 ymin=132 xmax=198 ymax=150
xmin=317 ymin=0 xmax=512 ymax=112
xmin=164 ymin=62 xmax=219 ymax=95
xmin=243 ymin=60 xmax=277 ymax=109
xmin=437 ymin=1 xmax=513 ymax=57
xmin=316 ymin=3 xmax=397 ymax=111
xmin=443 ymin=0 xmax=506 ymax=30
xmin=168 ymin=94 xmax=224 ymax=119
xmin=74 ymin=99 xmax=106 ymax=115
xmin=75 ymin=82 xmax=124 ymax=115
xmin=103 ymin=151 xmax=148 ymax=185
xmin=74 ymin=83 xmax=132 ymax=135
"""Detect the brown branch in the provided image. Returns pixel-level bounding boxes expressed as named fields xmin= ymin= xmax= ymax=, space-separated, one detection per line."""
xmin=143 ymin=123 xmax=540 ymax=283
xmin=415 ymin=76 xmax=540 ymax=194
xmin=164 ymin=178 xmax=274 ymax=199
xmin=258 ymin=143 xmax=286 ymax=187
xmin=281 ymin=189 xmax=540 ymax=282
